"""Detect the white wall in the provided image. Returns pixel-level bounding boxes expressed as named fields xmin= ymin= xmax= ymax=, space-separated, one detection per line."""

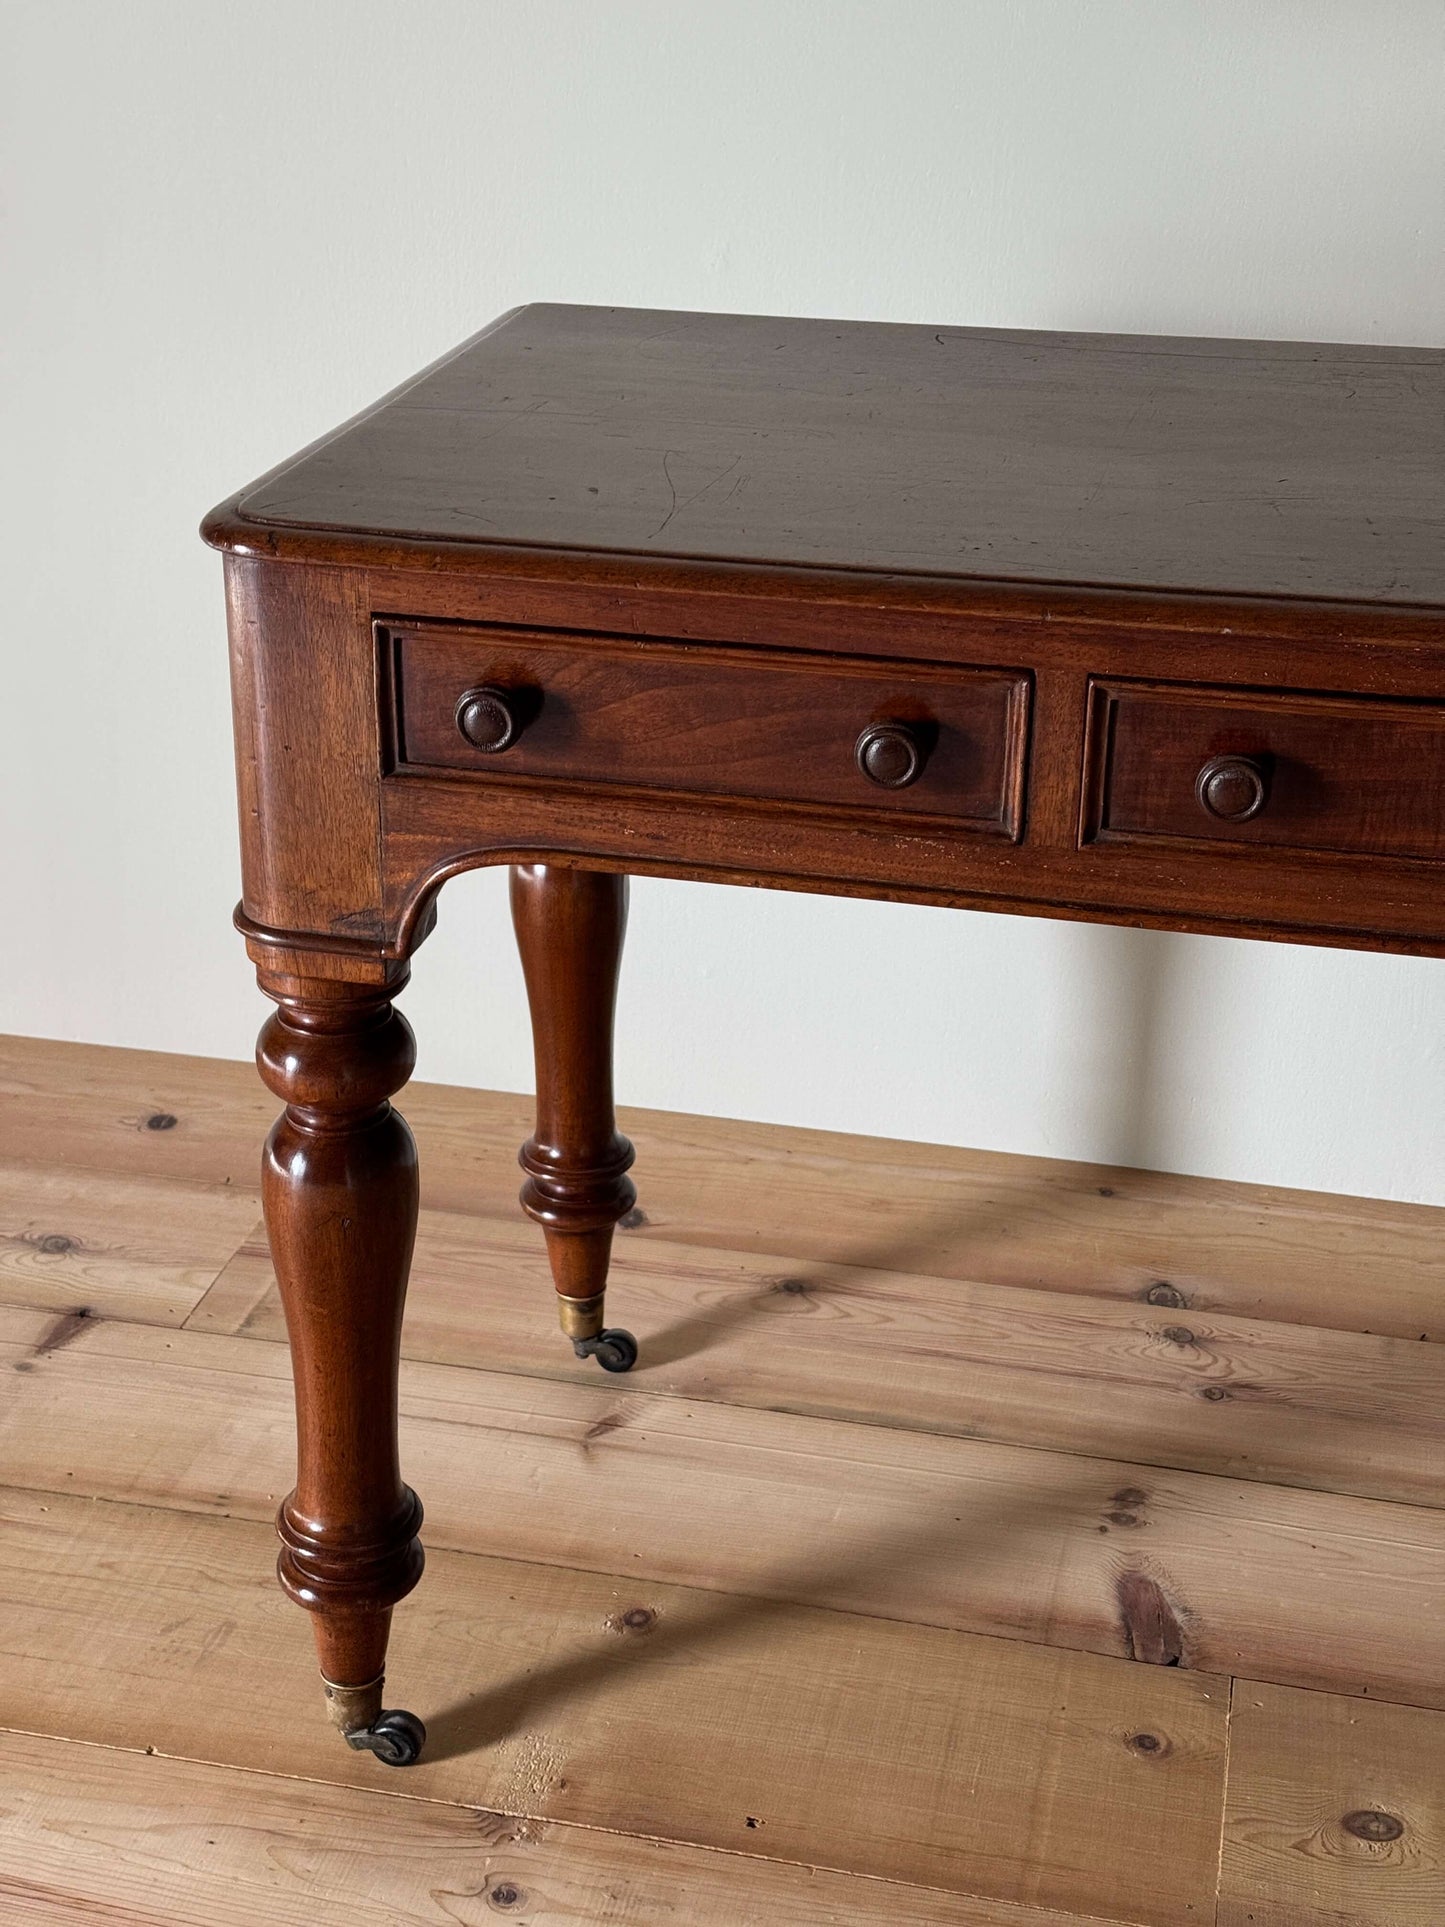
xmin=4 ymin=1 xmax=1444 ymax=1201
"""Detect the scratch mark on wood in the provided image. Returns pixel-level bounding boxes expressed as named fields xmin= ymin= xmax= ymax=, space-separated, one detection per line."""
xmin=650 ymin=451 xmax=744 ymax=540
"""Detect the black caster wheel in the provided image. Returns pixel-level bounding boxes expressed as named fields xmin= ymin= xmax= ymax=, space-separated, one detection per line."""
xmin=344 ymin=1707 xmax=427 ymax=1766
xmin=573 ymin=1327 xmax=639 ymax=1373
xmin=595 ymin=1328 xmax=638 ymax=1373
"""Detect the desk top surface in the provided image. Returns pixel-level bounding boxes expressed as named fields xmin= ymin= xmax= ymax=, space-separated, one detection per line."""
xmin=215 ymin=303 xmax=1445 ymax=610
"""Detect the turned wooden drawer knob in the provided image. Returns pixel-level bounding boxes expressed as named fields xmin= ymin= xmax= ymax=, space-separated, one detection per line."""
xmin=455 ymin=684 xmax=526 ymax=753
xmin=1195 ymin=753 xmax=1267 ymax=822
xmin=855 ymin=720 xmax=927 ymax=789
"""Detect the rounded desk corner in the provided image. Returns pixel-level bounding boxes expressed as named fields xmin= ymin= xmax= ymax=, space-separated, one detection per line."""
xmin=200 ymin=496 xmax=274 ymax=557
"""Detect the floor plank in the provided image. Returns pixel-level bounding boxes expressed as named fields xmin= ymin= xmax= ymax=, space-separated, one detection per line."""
xmin=190 ymin=1203 xmax=1445 ymax=1507
xmin=0 ymin=1035 xmax=273 ymax=1191
xmin=6 ymin=1311 xmax=1445 ymax=1709
xmin=0 ymin=1729 xmax=1132 ymax=1927
xmin=0 ymin=1487 xmax=1227 ymax=1926
xmin=0 ymin=1163 xmax=256 ymax=1327
xmin=6 ymin=1033 xmax=1443 ymax=1341
xmin=1220 ymin=1681 xmax=1445 ymax=1925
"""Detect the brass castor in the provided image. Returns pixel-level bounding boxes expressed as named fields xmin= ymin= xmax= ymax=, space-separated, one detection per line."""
xmin=572 ymin=1327 xmax=638 ymax=1373
xmin=342 ymin=1708 xmax=427 ymax=1766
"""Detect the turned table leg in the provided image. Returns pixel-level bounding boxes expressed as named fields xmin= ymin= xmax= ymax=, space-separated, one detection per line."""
xmin=510 ymin=864 xmax=638 ymax=1371
xmin=255 ymin=966 xmax=427 ymax=1765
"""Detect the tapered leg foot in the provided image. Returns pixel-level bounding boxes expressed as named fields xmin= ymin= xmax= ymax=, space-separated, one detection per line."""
xmin=316 ymin=1635 xmax=427 ymax=1766
xmin=511 ymin=865 xmax=637 ymax=1367
xmin=256 ymin=965 xmax=427 ymax=1759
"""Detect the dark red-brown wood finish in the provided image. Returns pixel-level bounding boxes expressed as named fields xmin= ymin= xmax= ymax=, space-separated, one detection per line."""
xmin=510 ymin=862 xmax=638 ymax=1371
xmin=205 ymin=304 xmax=1445 ymax=1762
xmin=256 ymin=967 xmax=425 ymax=1761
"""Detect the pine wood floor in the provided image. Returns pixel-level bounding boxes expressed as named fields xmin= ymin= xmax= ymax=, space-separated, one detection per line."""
xmin=1 ymin=1032 xmax=1443 ymax=1925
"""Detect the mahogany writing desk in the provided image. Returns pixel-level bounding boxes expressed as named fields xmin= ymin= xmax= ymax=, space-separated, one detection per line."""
xmin=204 ymin=305 xmax=1445 ymax=1765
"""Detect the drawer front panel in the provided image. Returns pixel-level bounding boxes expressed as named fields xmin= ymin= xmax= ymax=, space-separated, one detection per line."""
xmin=1085 ymin=680 xmax=1445 ymax=862
xmin=389 ymin=624 xmax=1030 ymax=836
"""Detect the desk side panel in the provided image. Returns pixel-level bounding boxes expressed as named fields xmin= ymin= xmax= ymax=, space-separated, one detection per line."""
xmin=224 ymin=555 xmax=384 ymax=948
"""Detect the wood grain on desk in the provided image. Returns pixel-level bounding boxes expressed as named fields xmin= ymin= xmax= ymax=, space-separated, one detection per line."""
xmin=219 ymin=304 xmax=1445 ymax=610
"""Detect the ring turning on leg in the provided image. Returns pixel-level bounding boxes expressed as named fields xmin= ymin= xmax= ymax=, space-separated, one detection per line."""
xmin=510 ymin=864 xmax=638 ymax=1371
xmin=256 ymin=966 xmax=427 ymax=1762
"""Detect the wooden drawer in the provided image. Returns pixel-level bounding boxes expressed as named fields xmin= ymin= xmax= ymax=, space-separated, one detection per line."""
xmin=386 ymin=622 xmax=1031 ymax=837
xmin=1084 ymin=679 xmax=1445 ymax=862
